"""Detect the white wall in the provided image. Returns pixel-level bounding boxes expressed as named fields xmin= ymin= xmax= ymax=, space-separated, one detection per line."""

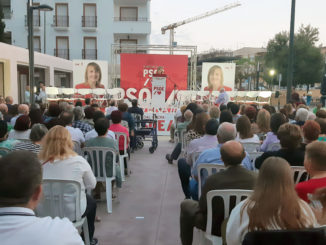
xmin=0 ymin=42 xmax=72 ymax=103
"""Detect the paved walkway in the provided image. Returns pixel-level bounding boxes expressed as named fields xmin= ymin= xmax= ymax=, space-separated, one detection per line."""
xmin=95 ymin=136 xmax=186 ymax=245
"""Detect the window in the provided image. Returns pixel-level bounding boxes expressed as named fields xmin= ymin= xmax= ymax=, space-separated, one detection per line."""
xmin=32 ymin=2 xmax=41 ymax=26
xmin=120 ymin=7 xmax=138 ymax=21
xmin=33 ymin=36 xmax=41 ymax=52
xmin=82 ymin=4 xmax=97 ymax=27
xmin=120 ymin=39 xmax=137 ymax=53
xmin=55 ymin=36 xmax=69 ymax=59
xmin=55 ymin=3 xmax=69 ymax=27
xmin=83 ymin=37 xmax=97 ymax=59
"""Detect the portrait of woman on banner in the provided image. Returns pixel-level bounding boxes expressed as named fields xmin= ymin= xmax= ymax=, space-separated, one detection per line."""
xmin=75 ymin=62 xmax=105 ymax=89
xmin=204 ymin=65 xmax=232 ymax=92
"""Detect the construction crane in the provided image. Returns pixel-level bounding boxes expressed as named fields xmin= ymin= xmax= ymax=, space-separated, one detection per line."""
xmin=161 ymin=1 xmax=241 ymax=54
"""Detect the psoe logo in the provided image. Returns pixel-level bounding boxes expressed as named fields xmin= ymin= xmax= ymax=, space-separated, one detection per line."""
xmin=153 ymin=86 xmax=164 ymax=95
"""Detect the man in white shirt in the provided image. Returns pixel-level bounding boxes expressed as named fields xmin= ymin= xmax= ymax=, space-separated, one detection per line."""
xmin=85 ymin=110 xmax=116 ymax=141
xmin=60 ymin=111 xmax=85 ymax=146
xmin=36 ymin=81 xmax=47 ymax=104
xmin=0 ymin=151 xmax=84 ymax=245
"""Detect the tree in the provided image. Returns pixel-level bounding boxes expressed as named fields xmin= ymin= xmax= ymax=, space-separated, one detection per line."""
xmin=0 ymin=2 xmax=5 ymax=43
xmin=264 ymin=25 xmax=324 ymax=87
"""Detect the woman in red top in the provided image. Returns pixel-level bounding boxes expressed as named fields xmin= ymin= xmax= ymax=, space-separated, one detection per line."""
xmin=204 ymin=65 xmax=232 ymax=92
xmin=109 ymin=111 xmax=130 ymax=152
xmin=75 ymin=62 xmax=105 ymax=89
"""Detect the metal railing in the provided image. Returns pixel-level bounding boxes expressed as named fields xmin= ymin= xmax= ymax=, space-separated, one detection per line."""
xmin=114 ymin=17 xmax=149 ymax=22
xmin=82 ymin=49 xmax=97 ymax=60
xmin=82 ymin=16 xmax=97 ymax=28
xmin=25 ymin=15 xmax=41 ymax=27
xmin=53 ymin=15 xmax=69 ymax=27
xmin=54 ymin=49 xmax=70 ymax=60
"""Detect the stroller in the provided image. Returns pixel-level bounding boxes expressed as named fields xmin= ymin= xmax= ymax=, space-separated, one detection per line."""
xmin=131 ymin=113 xmax=158 ymax=153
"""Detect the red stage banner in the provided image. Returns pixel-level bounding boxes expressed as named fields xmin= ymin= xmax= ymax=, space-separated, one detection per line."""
xmin=120 ymin=54 xmax=188 ymax=100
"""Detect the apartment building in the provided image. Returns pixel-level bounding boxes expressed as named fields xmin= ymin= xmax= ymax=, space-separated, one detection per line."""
xmin=3 ymin=0 xmax=151 ymax=61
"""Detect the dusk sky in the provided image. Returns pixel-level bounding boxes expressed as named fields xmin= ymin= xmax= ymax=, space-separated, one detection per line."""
xmin=150 ymin=0 xmax=326 ymax=52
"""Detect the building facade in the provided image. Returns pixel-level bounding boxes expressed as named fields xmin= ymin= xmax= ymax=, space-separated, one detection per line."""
xmin=3 ymin=0 xmax=151 ymax=61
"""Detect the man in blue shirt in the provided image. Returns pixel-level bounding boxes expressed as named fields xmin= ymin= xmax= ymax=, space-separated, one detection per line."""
xmin=178 ymin=122 xmax=254 ymax=200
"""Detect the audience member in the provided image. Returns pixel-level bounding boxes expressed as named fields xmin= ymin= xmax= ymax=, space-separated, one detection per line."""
xmin=109 ymin=111 xmax=129 ymax=154
xmin=295 ymin=108 xmax=309 ymax=126
xmin=75 ymin=100 xmax=83 ymax=107
xmin=84 ymin=98 xmax=91 ymax=108
xmin=302 ymin=120 xmax=320 ymax=148
xmin=230 ymin=103 xmax=240 ymax=123
xmin=105 ymin=100 xmax=118 ymax=116
xmin=244 ymin=106 xmax=259 ymax=134
xmin=316 ymin=109 xmax=326 ymax=119
xmin=255 ymin=123 xmax=304 ymax=169
xmin=177 ymin=119 xmax=219 ymax=198
xmin=0 ymin=151 xmax=84 ymax=244
xmin=60 ymin=111 xmax=85 ymax=146
xmin=219 ymin=104 xmax=227 ymax=112
xmin=209 ymin=106 xmax=220 ymax=123
xmin=256 ymin=108 xmax=270 ymax=135
xmin=8 ymin=115 xmax=31 ymax=140
xmin=219 ymin=110 xmax=233 ymax=124
xmin=40 ymin=126 xmax=97 ymax=244
xmin=227 ymin=157 xmax=317 ymax=245
xmin=85 ymin=118 xmax=122 ymax=188
xmin=296 ymin=142 xmax=326 ymax=202
xmin=260 ymin=112 xmax=286 ymax=152
xmin=10 ymin=104 xmax=29 ymax=127
xmin=0 ymin=103 xmax=8 ymax=122
xmin=85 ymin=111 xmax=115 ymax=141
xmin=5 ymin=96 xmax=13 ymax=111
xmin=316 ymin=118 xmax=326 ymax=142
xmin=180 ymin=141 xmax=257 ymax=245
xmin=166 ymin=110 xmax=193 ymax=164
xmin=29 ymin=108 xmax=44 ymax=126
xmin=235 ymin=116 xmax=260 ymax=144
xmin=128 ymin=99 xmax=144 ymax=118
xmin=83 ymin=106 xmax=96 ymax=127
xmin=0 ymin=120 xmax=19 ymax=153
xmin=44 ymin=102 xmax=61 ymax=123
xmin=72 ymin=106 xmax=93 ymax=134
xmin=13 ymin=123 xmax=48 ymax=154
xmin=184 ymin=112 xmax=209 ymax=149
xmin=169 ymin=105 xmax=187 ymax=143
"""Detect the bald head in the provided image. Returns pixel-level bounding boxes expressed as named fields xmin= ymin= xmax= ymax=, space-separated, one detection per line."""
xmin=220 ymin=141 xmax=245 ymax=166
xmin=18 ymin=104 xmax=29 ymax=115
xmin=0 ymin=104 xmax=8 ymax=114
xmin=184 ymin=109 xmax=193 ymax=122
xmin=5 ymin=96 xmax=13 ymax=105
xmin=217 ymin=122 xmax=236 ymax=143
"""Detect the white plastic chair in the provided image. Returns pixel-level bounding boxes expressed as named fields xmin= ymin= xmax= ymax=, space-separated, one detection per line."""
xmin=114 ymin=132 xmax=128 ymax=181
xmin=76 ymin=89 xmax=92 ymax=100
xmin=245 ymin=91 xmax=259 ymax=105
xmin=45 ymin=87 xmax=60 ymax=102
xmin=242 ymin=142 xmax=261 ymax=153
xmin=197 ymin=164 xmax=226 ymax=198
xmin=236 ymin=91 xmax=247 ymax=103
xmin=257 ymin=91 xmax=272 ymax=105
xmin=202 ymin=189 xmax=253 ymax=245
xmin=36 ymin=179 xmax=90 ymax=245
xmin=73 ymin=140 xmax=83 ymax=156
xmin=291 ymin=166 xmax=309 ymax=184
xmin=180 ymin=129 xmax=187 ymax=154
xmin=266 ymin=142 xmax=281 ymax=152
xmin=191 ymin=151 xmax=201 ymax=166
xmin=61 ymin=88 xmax=75 ymax=102
xmin=83 ymin=147 xmax=117 ymax=213
xmin=92 ymin=88 xmax=106 ymax=106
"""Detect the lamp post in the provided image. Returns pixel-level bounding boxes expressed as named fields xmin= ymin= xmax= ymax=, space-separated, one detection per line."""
xmin=286 ymin=0 xmax=296 ymax=103
xmin=269 ymin=69 xmax=275 ymax=89
xmin=27 ymin=0 xmax=52 ymax=104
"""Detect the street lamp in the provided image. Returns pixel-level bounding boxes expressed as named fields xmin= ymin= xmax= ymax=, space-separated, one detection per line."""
xmin=286 ymin=0 xmax=296 ymax=103
xmin=27 ymin=0 xmax=53 ymax=104
xmin=269 ymin=69 xmax=276 ymax=89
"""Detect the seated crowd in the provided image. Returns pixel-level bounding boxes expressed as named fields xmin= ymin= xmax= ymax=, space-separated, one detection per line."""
xmin=0 ymin=97 xmax=144 ymax=245
xmin=166 ymin=100 xmax=326 ymax=245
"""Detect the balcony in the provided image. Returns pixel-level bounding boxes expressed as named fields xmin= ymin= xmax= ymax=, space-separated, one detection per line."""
xmin=54 ymin=49 xmax=70 ymax=60
xmin=25 ymin=15 xmax=41 ymax=30
xmin=113 ymin=17 xmax=150 ymax=34
xmin=82 ymin=16 xmax=97 ymax=32
xmin=53 ymin=15 xmax=69 ymax=30
xmin=82 ymin=49 xmax=97 ymax=60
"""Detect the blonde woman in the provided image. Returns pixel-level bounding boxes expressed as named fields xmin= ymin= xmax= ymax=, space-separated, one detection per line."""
xmin=39 ymin=126 xmax=97 ymax=244
xmin=226 ymin=157 xmax=318 ymax=245
xmin=256 ymin=109 xmax=270 ymax=136
xmin=75 ymin=62 xmax=104 ymax=89
xmin=204 ymin=65 xmax=232 ymax=91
